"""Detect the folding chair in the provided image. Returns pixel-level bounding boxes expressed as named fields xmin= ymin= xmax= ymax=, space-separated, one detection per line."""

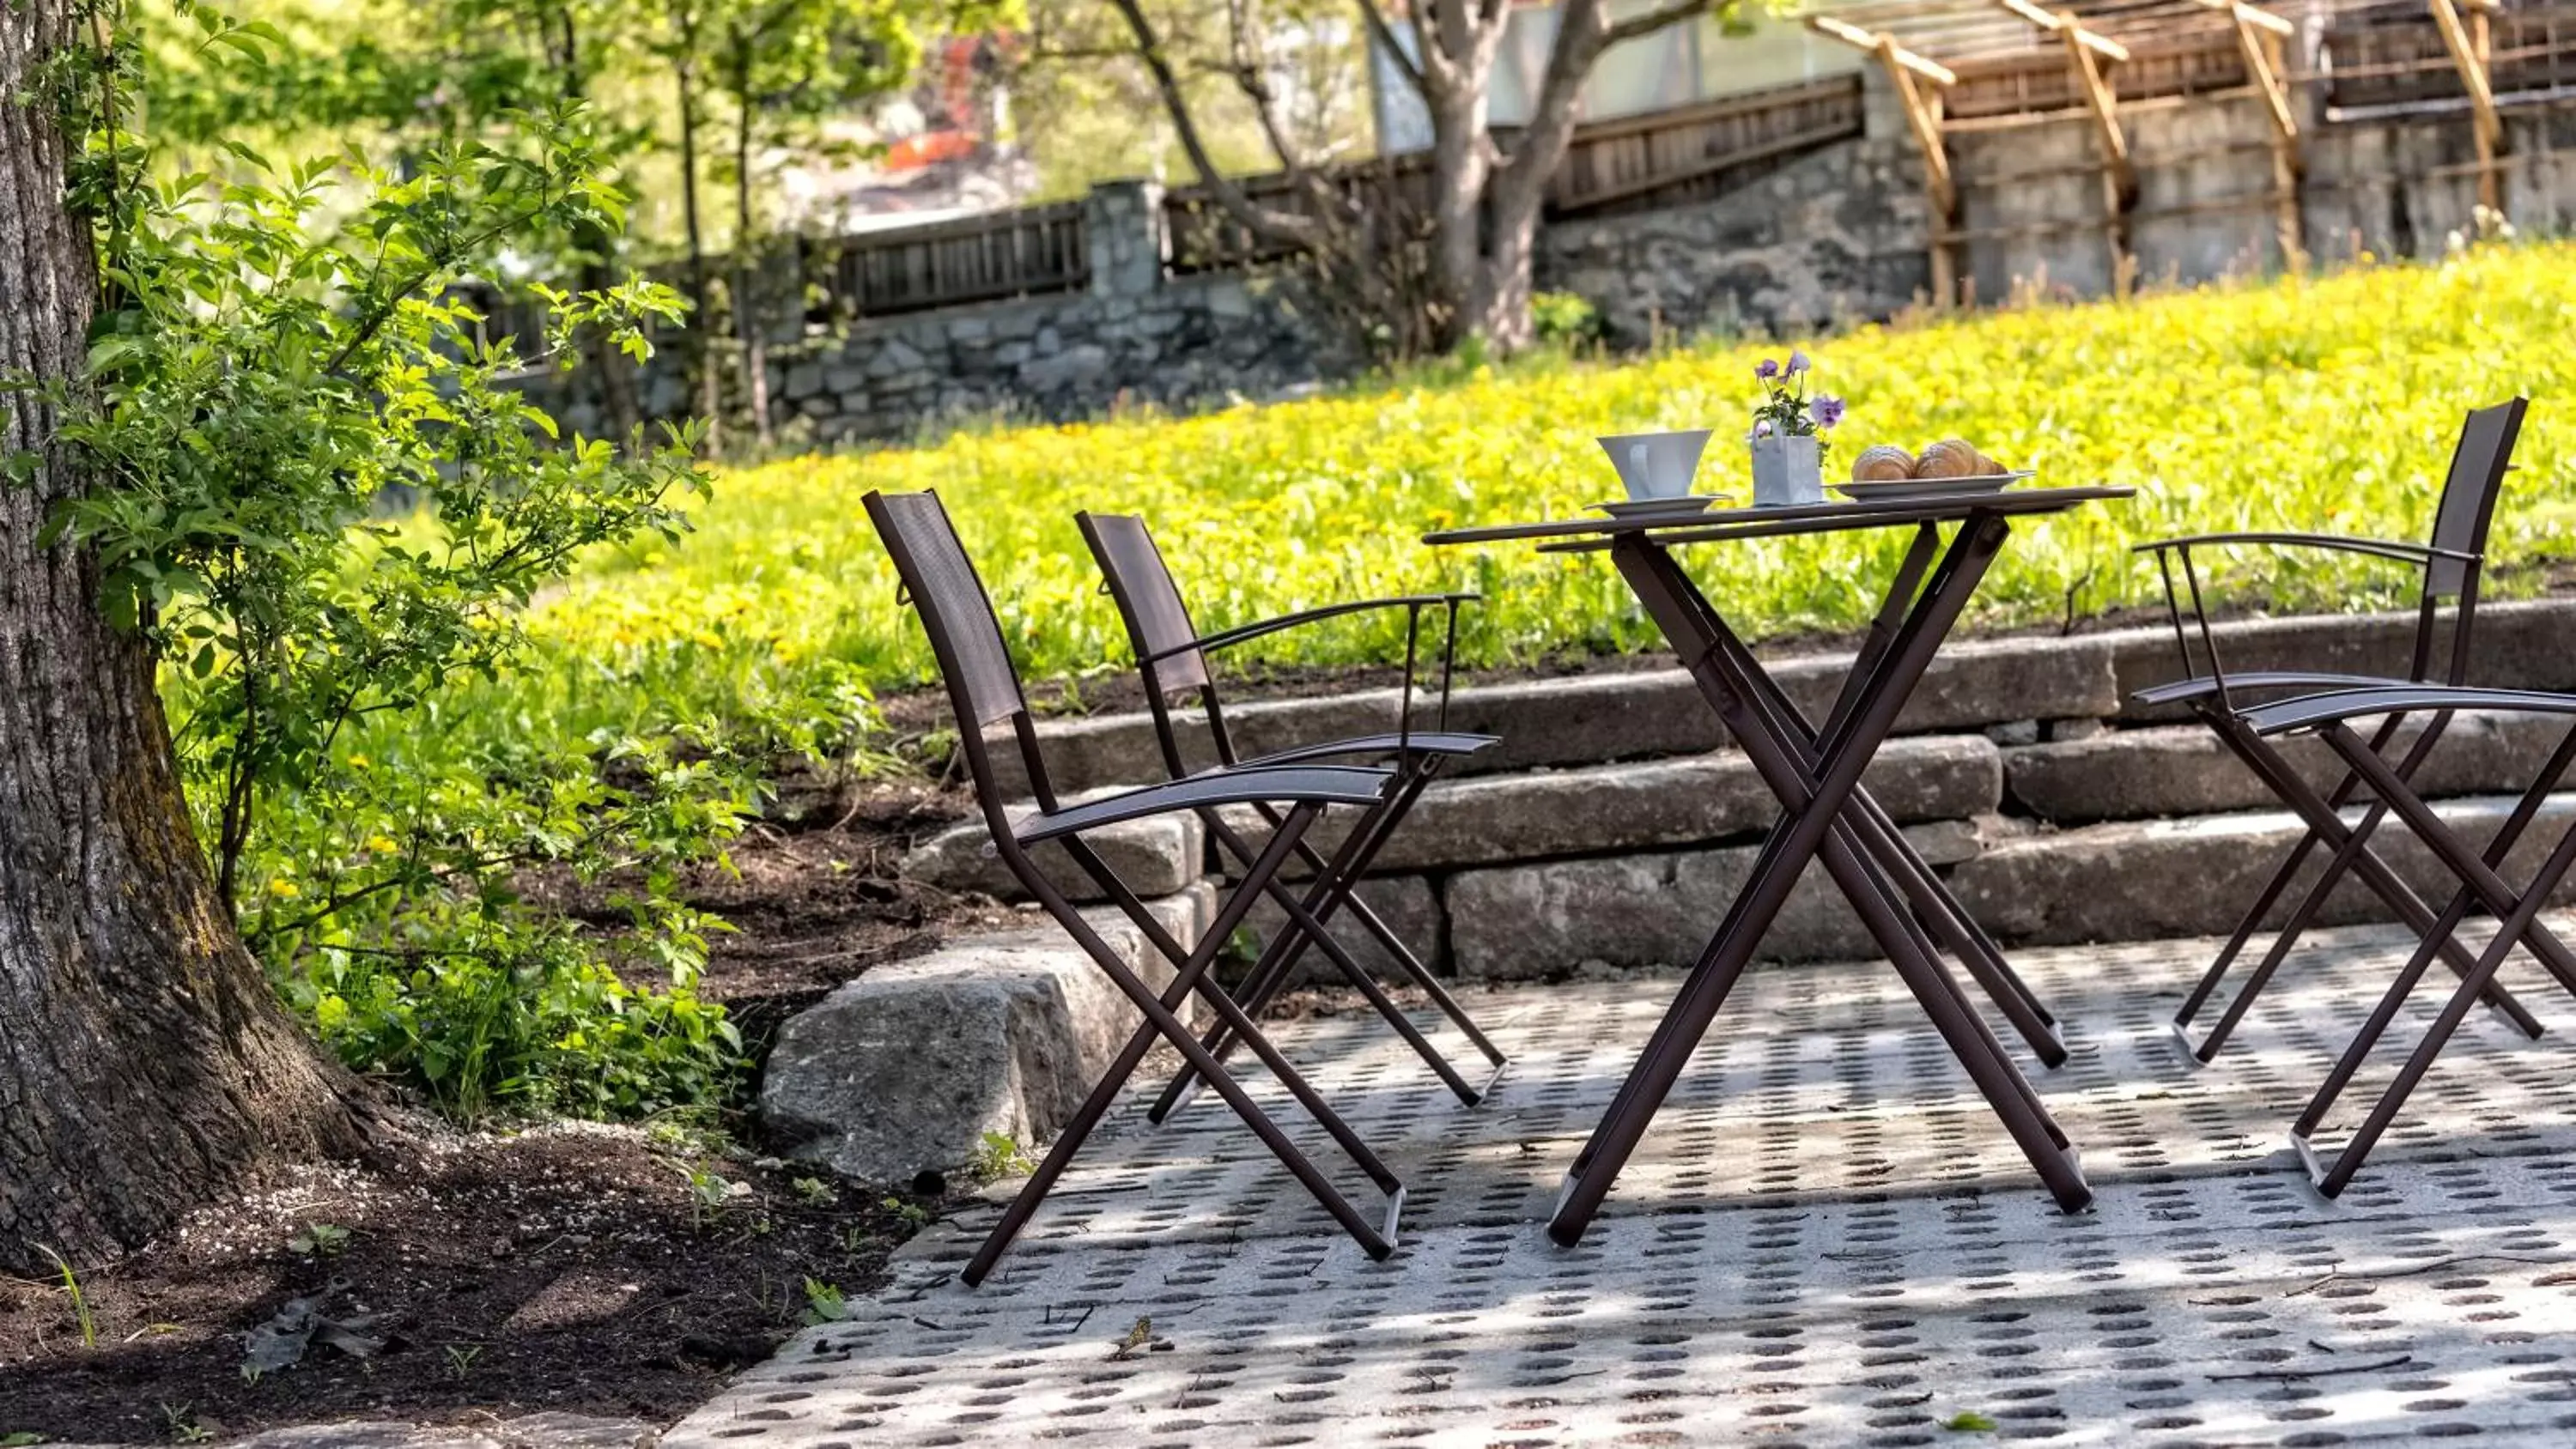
xmin=1075 ymin=512 xmax=1509 ymax=1121
xmin=865 ymin=489 xmax=1410 ymax=1285
xmin=2230 ymin=682 xmax=2576 ymax=1195
xmin=2135 ymin=397 xmax=2576 ymax=1062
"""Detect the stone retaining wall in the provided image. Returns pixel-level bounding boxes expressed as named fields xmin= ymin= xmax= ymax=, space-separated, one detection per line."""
xmin=793 ymin=599 xmax=2576 ymax=1180
xmin=911 ymin=599 xmax=2576 ymax=980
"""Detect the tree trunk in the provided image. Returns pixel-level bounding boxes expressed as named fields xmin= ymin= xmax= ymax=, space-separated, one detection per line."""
xmin=0 ymin=9 xmax=366 ymax=1274
xmin=731 ymin=64 xmax=773 ymax=450
xmin=1425 ymin=84 xmax=1490 ymax=352
xmin=675 ymin=44 xmax=723 ymax=453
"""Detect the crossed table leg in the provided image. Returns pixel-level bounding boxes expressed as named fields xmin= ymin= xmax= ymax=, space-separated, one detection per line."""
xmin=1550 ymin=514 xmax=2093 ymax=1247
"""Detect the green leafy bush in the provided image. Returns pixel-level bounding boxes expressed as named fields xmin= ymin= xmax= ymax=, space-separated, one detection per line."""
xmin=15 ymin=2 xmax=781 ymax=1123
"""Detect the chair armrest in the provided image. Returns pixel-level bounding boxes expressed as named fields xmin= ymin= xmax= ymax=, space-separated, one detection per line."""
xmin=2131 ymin=531 xmax=2478 ymax=567
xmin=1015 ymin=765 xmax=1392 ymax=844
xmin=1143 ymin=592 xmax=1484 ymax=664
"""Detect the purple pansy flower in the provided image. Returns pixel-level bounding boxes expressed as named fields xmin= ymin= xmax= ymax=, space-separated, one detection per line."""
xmin=1754 ymin=358 xmax=1782 ymax=381
xmin=1749 ymin=419 xmax=1774 ymax=440
xmin=1814 ymin=394 xmax=1845 ymax=428
xmin=1787 ymin=349 xmax=1811 ymax=374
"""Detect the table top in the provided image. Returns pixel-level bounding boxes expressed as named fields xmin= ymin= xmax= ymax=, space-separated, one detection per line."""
xmin=1421 ymin=485 xmax=2136 ymax=552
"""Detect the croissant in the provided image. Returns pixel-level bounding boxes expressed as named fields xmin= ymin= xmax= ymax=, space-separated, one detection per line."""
xmin=1912 ymin=440 xmax=1983 ymax=479
xmin=1850 ymin=445 xmax=1916 ymax=482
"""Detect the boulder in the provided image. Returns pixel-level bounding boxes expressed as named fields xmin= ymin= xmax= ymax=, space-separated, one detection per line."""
xmin=761 ymin=888 xmax=1213 ymax=1184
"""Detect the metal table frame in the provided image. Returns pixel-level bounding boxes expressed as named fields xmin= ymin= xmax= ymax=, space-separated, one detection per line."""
xmin=1428 ymin=488 xmax=2131 ymax=1243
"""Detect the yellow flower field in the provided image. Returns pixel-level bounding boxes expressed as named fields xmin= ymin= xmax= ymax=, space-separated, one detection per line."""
xmin=534 ymin=243 xmax=2576 ymax=717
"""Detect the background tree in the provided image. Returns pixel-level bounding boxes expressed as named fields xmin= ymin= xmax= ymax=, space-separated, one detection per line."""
xmin=1109 ymin=0 xmax=1731 ymax=354
xmin=712 ymin=0 xmax=922 ymax=447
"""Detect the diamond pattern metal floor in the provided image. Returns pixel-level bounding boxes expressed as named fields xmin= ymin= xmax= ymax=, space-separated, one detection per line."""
xmin=673 ymin=920 xmax=2576 ymax=1446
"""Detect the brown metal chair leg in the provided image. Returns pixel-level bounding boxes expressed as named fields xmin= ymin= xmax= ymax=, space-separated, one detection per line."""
xmin=2211 ymin=712 xmax=2549 ymax=1031
xmin=2293 ymin=813 xmax=2576 ymax=1197
xmin=2318 ymin=720 xmax=2576 ymax=998
xmin=1152 ymin=764 xmax=1505 ymax=1119
xmin=2176 ymin=712 xmax=2431 ymax=1062
xmin=967 ymin=806 xmax=1404 ymax=1286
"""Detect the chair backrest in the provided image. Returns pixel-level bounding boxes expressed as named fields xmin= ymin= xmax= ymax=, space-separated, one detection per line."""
xmin=862 ymin=489 xmax=1049 ymax=808
xmin=2427 ymin=397 xmax=2527 ymax=601
xmin=1077 ymin=512 xmax=1212 ymax=694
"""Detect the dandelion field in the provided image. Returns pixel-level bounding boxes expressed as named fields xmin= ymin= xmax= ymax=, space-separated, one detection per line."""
xmin=535 ymin=243 xmax=2576 ymax=731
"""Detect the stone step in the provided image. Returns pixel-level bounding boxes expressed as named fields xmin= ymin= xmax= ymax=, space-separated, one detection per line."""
xmin=1952 ymin=791 xmax=2576 ymax=948
xmin=1442 ymin=792 xmax=2576 ymax=979
xmin=1217 ymin=732 xmax=2001 ymax=876
xmin=998 ymin=631 xmax=2117 ymax=797
xmin=2003 ymin=708 xmax=2575 ymax=825
xmin=913 ymin=736 xmax=2001 ymax=905
xmin=989 ymin=597 xmax=2576 ymax=797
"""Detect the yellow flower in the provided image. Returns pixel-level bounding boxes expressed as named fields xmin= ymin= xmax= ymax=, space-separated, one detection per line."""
xmin=365 ymin=835 xmax=399 ymax=854
xmin=268 ymin=878 xmax=301 ymax=898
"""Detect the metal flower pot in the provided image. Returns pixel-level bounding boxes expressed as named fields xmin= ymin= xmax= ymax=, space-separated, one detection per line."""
xmin=1749 ymin=433 xmax=1823 ymax=507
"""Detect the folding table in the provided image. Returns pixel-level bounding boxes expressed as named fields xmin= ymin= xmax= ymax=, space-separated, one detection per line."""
xmin=1425 ymin=487 xmax=2131 ymax=1244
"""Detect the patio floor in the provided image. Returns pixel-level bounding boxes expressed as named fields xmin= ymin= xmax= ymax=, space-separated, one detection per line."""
xmin=672 ymin=919 xmax=2576 ymax=1447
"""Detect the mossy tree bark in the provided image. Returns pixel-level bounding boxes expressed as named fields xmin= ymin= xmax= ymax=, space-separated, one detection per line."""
xmin=0 ymin=2 xmax=366 ymax=1275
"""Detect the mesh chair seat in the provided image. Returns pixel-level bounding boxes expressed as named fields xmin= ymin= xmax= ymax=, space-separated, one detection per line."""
xmin=1230 ymin=731 xmax=1499 ymax=770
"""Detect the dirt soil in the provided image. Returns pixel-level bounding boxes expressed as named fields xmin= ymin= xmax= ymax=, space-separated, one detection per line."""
xmin=0 ymin=1123 xmax=940 ymax=1444
xmin=0 ymin=778 xmax=1008 ymax=1446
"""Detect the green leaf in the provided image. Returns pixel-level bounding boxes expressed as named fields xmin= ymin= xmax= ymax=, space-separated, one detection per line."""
xmin=1942 ymin=1412 xmax=1998 ymax=1434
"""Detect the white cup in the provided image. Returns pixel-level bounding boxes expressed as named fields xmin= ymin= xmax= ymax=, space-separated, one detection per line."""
xmin=1597 ymin=429 xmax=1714 ymax=501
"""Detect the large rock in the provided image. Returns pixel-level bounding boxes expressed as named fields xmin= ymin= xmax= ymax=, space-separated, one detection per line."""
xmin=1444 ymin=821 xmax=1985 ymax=979
xmin=762 ymin=887 xmax=1213 ymax=1184
xmin=1951 ymin=794 xmax=2576 ymax=946
xmin=2006 ymin=711 xmax=2576 ymax=825
xmin=902 ymin=805 xmax=1203 ymax=903
xmin=1212 ymin=734 xmax=2002 ymax=874
xmin=2105 ymin=597 xmax=2576 ymax=723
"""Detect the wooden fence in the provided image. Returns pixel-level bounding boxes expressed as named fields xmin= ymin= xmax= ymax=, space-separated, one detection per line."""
xmin=1162 ymin=75 xmax=1867 ymax=275
xmin=823 ymin=200 xmax=1090 ymax=316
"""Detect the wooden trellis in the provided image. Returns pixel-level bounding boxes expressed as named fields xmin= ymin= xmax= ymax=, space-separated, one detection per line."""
xmin=1811 ymin=15 xmax=1965 ymax=305
xmin=2428 ymin=0 xmax=2506 ymax=210
xmin=1817 ymin=0 xmax=2319 ymax=301
xmin=1993 ymin=0 xmax=2141 ymax=292
xmin=2186 ymin=0 xmax=2304 ymax=261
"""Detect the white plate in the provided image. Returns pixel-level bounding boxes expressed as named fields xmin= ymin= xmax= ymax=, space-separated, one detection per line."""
xmin=1834 ymin=470 xmax=2035 ymax=500
xmin=1589 ymin=494 xmax=1735 ymax=518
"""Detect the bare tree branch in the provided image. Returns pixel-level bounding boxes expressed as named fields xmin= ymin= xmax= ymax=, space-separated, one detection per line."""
xmin=1352 ymin=0 xmax=1425 ymax=94
xmin=1224 ymin=0 xmax=1310 ymax=176
xmin=1603 ymin=0 xmax=1711 ymax=47
xmin=1106 ymin=0 xmax=1322 ymax=249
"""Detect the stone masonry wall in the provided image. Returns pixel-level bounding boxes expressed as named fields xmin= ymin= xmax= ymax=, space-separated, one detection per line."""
xmin=1533 ymin=136 xmax=1934 ymax=348
xmin=525 ymin=85 xmax=2576 ymax=441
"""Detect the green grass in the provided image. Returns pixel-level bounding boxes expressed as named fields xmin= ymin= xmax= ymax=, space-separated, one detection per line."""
xmin=525 ymin=241 xmax=2576 ymax=733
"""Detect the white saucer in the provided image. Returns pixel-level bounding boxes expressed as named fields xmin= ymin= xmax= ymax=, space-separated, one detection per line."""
xmin=1589 ymin=494 xmax=1735 ymax=518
